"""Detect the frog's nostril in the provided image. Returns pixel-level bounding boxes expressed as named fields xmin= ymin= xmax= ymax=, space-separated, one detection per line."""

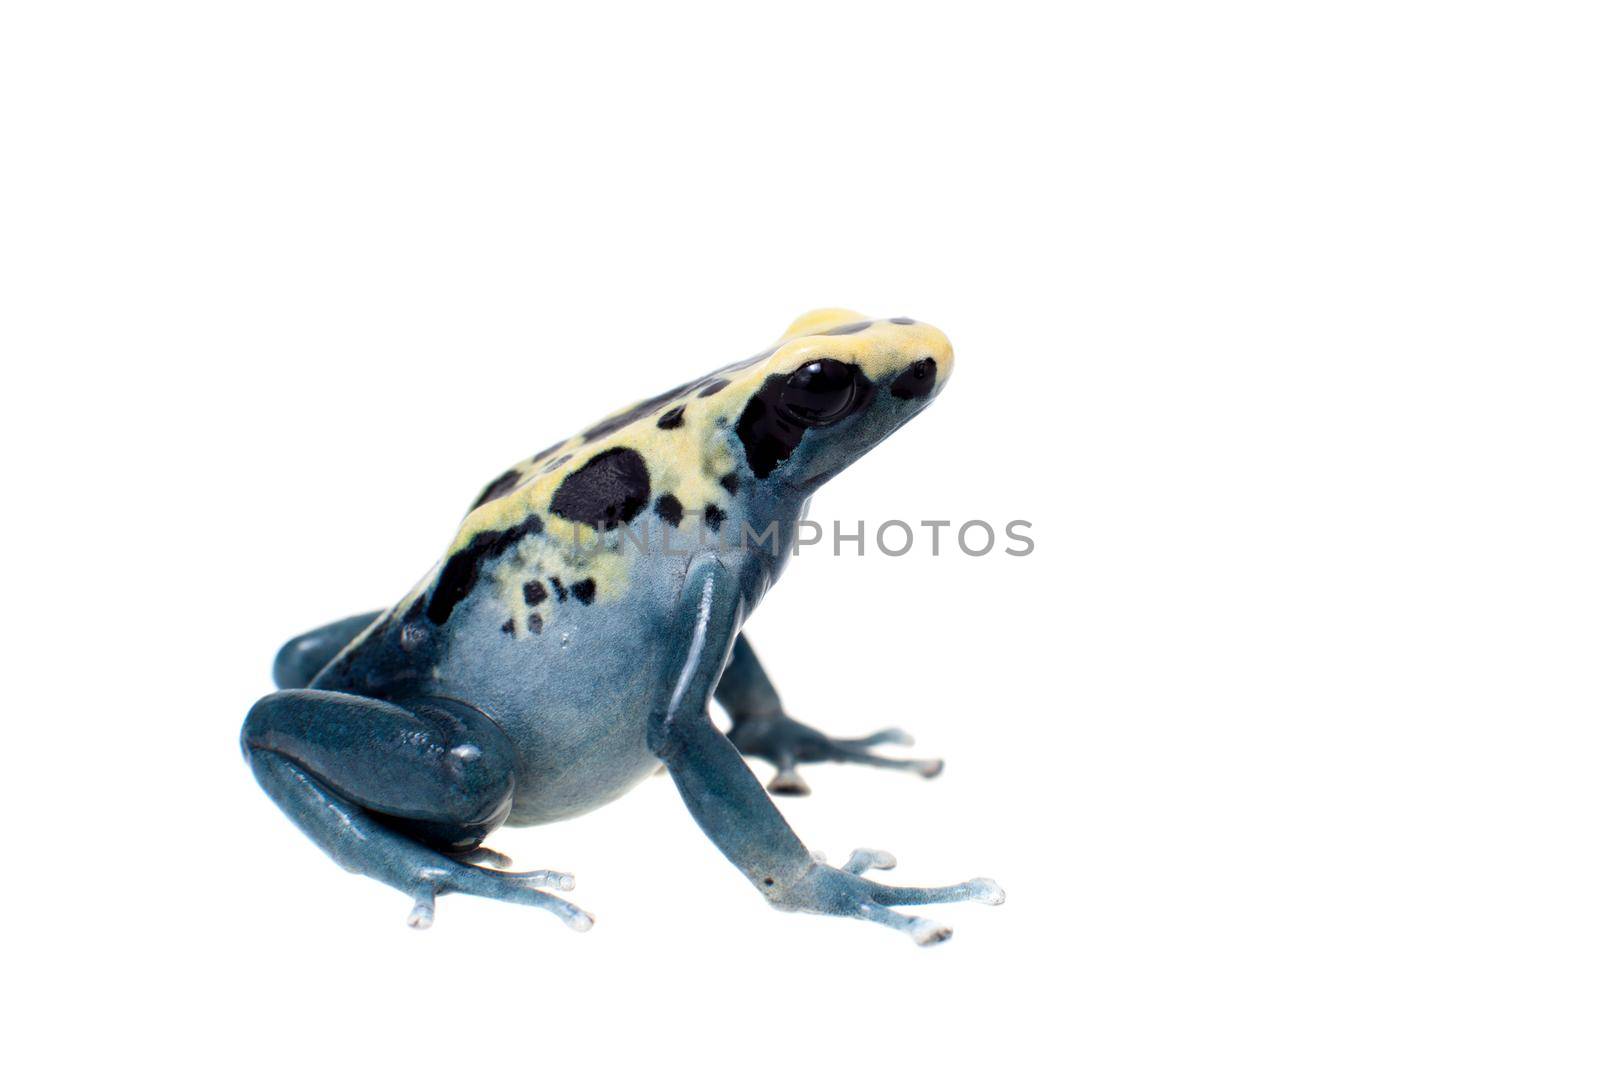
xmin=889 ymin=357 xmax=940 ymax=400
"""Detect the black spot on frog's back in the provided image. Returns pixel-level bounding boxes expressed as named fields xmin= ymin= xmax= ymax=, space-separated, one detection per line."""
xmin=550 ymin=447 xmax=651 ymax=529
xmin=581 ymin=384 xmax=686 ymax=443
xmin=472 ymin=468 xmax=522 ymax=509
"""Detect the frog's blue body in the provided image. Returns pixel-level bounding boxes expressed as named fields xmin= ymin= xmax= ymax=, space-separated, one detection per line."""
xmin=245 ymin=310 xmax=1003 ymax=943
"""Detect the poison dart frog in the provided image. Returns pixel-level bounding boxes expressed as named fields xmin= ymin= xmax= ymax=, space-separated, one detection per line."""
xmin=243 ymin=309 xmax=1004 ymax=945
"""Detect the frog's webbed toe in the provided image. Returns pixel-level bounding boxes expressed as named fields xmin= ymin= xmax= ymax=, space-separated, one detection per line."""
xmin=728 ymin=714 xmax=944 ymax=797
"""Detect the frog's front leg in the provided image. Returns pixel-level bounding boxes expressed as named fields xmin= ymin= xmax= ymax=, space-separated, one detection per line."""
xmin=651 ymin=562 xmax=1003 ymax=946
xmin=241 ymin=689 xmax=591 ymax=930
xmin=716 ymin=633 xmax=943 ymax=796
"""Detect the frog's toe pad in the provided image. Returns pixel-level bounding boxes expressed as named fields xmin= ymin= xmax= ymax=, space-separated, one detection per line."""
xmin=969 ymin=878 xmax=1006 ymax=905
xmin=767 ymin=768 xmax=812 ymax=796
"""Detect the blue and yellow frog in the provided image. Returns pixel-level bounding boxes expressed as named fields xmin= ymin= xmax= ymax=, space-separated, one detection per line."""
xmin=243 ymin=310 xmax=1003 ymax=945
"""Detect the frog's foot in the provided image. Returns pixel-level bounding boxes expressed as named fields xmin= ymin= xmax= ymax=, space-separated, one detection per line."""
xmin=728 ymin=715 xmax=944 ymax=796
xmin=774 ymin=849 xmax=1005 ymax=946
xmin=405 ymin=864 xmax=585 ymax=931
xmin=252 ymin=749 xmax=593 ymax=932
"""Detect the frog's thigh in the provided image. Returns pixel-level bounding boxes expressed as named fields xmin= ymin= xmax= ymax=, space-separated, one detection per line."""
xmin=242 ymin=688 xmax=515 ymax=853
xmin=271 ymin=611 xmax=383 ymax=689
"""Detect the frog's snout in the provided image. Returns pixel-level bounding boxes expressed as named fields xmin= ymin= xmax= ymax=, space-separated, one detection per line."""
xmin=884 ymin=321 xmax=954 ymax=404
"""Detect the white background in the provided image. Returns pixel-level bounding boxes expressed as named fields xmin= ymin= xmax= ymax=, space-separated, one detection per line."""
xmin=4 ymin=2 xmax=1596 ymax=1064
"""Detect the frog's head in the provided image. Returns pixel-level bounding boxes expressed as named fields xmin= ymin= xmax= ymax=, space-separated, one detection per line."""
xmin=734 ymin=309 xmax=955 ymax=493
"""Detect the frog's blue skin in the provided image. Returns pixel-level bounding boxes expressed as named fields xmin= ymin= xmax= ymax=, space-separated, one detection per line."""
xmin=243 ymin=310 xmax=1003 ymax=944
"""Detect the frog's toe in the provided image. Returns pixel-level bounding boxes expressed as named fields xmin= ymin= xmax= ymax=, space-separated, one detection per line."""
xmin=459 ymin=846 xmax=514 ymax=869
xmin=851 ymin=727 xmax=915 ymax=747
xmin=826 ymin=725 xmax=943 ymax=778
xmin=858 ymin=902 xmax=953 ymax=946
xmin=871 ymin=877 xmax=1006 ymax=907
xmin=423 ymin=864 xmax=592 ymax=932
xmin=407 ymin=889 xmax=439 ymax=929
xmin=840 ymin=848 xmax=1001 ymax=905
xmin=487 ymin=867 xmax=576 ymax=892
xmin=852 ymin=872 xmax=1005 ymax=944
xmin=841 ymin=847 xmax=897 ymax=874
xmin=833 ymin=744 xmax=945 ymax=779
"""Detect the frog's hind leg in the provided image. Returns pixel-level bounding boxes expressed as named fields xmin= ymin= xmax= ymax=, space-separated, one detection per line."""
xmin=241 ymin=689 xmax=591 ymax=931
xmin=271 ymin=611 xmax=384 ymax=689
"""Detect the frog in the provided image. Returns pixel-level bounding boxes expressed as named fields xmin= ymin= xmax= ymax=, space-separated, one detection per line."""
xmin=242 ymin=309 xmax=1004 ymax=945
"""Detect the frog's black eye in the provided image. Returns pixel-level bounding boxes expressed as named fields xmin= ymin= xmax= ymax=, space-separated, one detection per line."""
xmin=780 ymin=359 xmax=857 ymax=425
